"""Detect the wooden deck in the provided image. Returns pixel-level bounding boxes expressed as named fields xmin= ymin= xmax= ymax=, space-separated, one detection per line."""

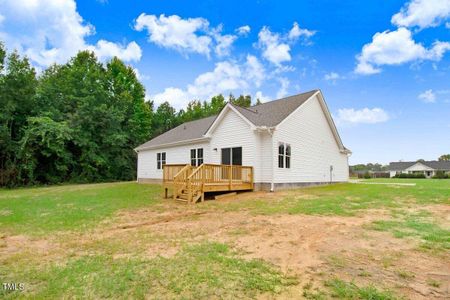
xmin=163 ymin=163 xmax=254 ymax=203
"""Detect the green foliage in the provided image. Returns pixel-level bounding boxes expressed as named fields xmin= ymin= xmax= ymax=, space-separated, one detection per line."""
xmin=432 ymin=170 xmax=449 ymax=179
xmin=0 ymin=42 xmax=257 ymax=187
xmin=363 ymin=171 xmax=372 ymax=179
xmin=438 ymin=154 xmax=450 ymax=161
xmin=394 ymin=173 xmax=426 ymax=178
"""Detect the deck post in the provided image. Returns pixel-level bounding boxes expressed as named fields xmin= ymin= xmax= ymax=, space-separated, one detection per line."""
xmin=229 ymin=165 xmax=232 ymax=190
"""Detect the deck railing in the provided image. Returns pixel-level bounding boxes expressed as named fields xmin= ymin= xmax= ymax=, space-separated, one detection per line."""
xmin=162 ymin=164 xmax=186 ymax=183
xmin=163 ymin=163 xmax=253 ymax=203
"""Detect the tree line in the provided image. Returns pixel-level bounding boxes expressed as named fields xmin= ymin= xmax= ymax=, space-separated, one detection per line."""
xmin=0 ymin=43 xmax=257 ymax=187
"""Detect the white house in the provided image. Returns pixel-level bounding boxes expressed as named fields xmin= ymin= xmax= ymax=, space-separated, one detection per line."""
xmin=388 ymin=161 xmax=450 ymax=178
xmin=135 ymin=90 xmax=351 ymax=191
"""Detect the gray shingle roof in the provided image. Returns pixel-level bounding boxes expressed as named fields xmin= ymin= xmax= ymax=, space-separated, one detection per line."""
xmin=231 ymin=90 xmax=318 ymax=127
xmin=135 ymin=116 xmax=217 ymax=150
xmin=135 ymin=90 xmax=318 ymax=150
xmin=389 ymin=161 xmax=450 ymax=171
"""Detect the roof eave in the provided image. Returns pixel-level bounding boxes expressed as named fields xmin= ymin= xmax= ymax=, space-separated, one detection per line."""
xmin=134 ymin=137 xmax=210 ymax=152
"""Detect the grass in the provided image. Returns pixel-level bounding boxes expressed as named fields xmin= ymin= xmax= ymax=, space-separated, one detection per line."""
xmin=0 ymin=182 xmax=161 ymax=236
xmin=0 ymin=242 xmax=296 ymax=299
xmin=211 ymin=179 xmax=450 ymax=216
xmin=1 ymin=179 xmax=448 ymax=298
xmin=302 ymin=279 xmax=399 ymax=300
xmin=325 ymin=279 xmax=399 ymax=300
xmin=370 ymin=211 xmax=450 ymax=252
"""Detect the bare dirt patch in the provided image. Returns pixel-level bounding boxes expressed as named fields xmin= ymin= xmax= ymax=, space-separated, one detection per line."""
xmin=3 ymin=196 xmax=448 ymax=299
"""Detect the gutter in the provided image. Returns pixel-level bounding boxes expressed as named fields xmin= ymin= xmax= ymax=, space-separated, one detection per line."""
xmin=134 ymin=137 xmax=210 ymax=152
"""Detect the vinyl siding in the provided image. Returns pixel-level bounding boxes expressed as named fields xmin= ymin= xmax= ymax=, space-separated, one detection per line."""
xmin=272 ymin=95 xmax=349 ymax=183
xmin=137 ymin=142 xmax=209 ymax=179
xmin=208 ymin=109 xmax=268 ymax=183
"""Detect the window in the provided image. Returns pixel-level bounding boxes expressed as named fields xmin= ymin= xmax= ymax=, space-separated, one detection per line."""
xmin=278 ymin=143 xmax=291 ymax=169
xmin=157 ymin=152 xmax=166 ymax=169
xmin=285 ymin=144 xmax=291 ymax=169
xmin=278 ymin=144 xmax=284 ymax=168
xmin=190 ymin=148 xmax=204 ymax=166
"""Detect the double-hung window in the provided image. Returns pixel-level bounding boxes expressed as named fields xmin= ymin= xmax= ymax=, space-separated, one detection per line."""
xmin=278 ymin=143 xmax=291 ymax=169
xmin=157 ymin=152 xmax=166 ymax=169
xmin=190 ymin=148 xmax=204 ymax=166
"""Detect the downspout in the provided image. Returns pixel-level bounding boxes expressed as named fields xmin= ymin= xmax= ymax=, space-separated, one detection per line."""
xmin=267 ymin=127 xmax=275 ymax=192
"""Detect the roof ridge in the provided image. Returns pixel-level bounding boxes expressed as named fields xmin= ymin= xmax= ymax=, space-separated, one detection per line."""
xmin=249 ymin=89 xmax=318 ymax=108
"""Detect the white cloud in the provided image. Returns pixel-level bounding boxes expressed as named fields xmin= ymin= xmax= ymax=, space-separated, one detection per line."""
xmin=391 ymin=0 xmax=450 ymax=29
xmin=245 ymin=54 xmax=265 ymax=87
xmin=210 ymin=25 xmax=237 ymax=57
xmin=0 ymin=0 xmax=141 ymax=67
xmin=324 ymin=72 xmax=343 ymax=83
xmin=355 ymin=28 xmax=450 ymax=75
xmin=276 ymin=77 xmax=290 ymax=99
xmin=89 ymin=40 xmax=142 ymax=62
xmin=288 ymin=22 xmax=316 ymax=41
xmin=257 ymin=23 xmax=315 ymax=66
xmin=134 ymin=14 xmax=239 ymax=58
xmin=254 ymin=91 xmax=271 ymax=103
xmin=236 ymin=25 xmax=251 ymax=36
xmin=257 ymin=26 xmax=291 ymax=66
xmin=418 ymin=89 xmax=436 ymax=103
xmin=336 ymin=108 xmax=389 ymax=124
xmin=134 ymin=13 xmax=212 ymax=57
xmin=152 ymin=55 xmax=267 ymax=109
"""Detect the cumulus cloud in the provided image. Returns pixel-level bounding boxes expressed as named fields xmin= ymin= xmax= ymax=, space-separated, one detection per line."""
xmin=324 ymin=72 xmax=344 ymax=84
xmin=134 ymin=14 xmax=212 ymax=57
xmin=254 ymin=90 xmax=271 ymax=103
xmin=236 ymin=25 xmax=251 ymax=36
xmin=134 ymin=14 xmax=239 ymax=58
xmin=355 ymin=28 xmax=450 ymax=75
xmin=336 ymin=108 xmax=389 ymax=124
xmin=0 ymin=0 xmax=142 ymax=67
xmin=288 ymin=22 xmax=316 ymax=41
xmin=257 ymin=26 xmax=291 ymax=66
xmin=257 ymin=23 xmax=315 ymax=66
xmin=88 ymin=40 xmax=142 ymax=62
xmin=276 ymin=77 xmax=290 ymax=99
xmin=151 ymin=55 xmax=267 ymax=109
xmin=391 ymin=0 xmax=450 ymax=29
xmin=210 ymin=25 xmax=237 ymax=57
xmin=418 ymin=89 xmax=436 ymax=103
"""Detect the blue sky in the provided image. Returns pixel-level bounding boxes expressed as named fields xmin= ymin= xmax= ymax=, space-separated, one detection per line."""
xmin=1 ymin=0 xmax=449 ymax=164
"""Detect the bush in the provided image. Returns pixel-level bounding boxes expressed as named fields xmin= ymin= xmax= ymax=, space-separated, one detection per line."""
xmin=363 ymin=172 xmax=372 ymax=179
xmin=394 ymin=173 xmax=426 ymax=179
xmin=432 ymin=171 xmax=449 ymax=179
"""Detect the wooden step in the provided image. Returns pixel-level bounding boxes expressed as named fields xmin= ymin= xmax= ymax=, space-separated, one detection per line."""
xmin=175 ymin=198 xmax=188 ymax=202
xmin=178 ymin=193 xmax=189 ymax=200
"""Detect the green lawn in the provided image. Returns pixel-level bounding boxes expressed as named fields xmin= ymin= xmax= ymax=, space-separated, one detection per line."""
xmin=0 ymin=182 xmax=161 ymax=236
xmin=210 ymin=178 xmax=450 ymax=216
xmin=0 ymin=179 xmax=449 ymax=299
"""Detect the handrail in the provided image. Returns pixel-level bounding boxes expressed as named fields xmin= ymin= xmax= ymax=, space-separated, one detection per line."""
xmin=187 ymin=164 xmax=204 ymax=180
xmin=173 ymin=164 xmax=192 ymax=180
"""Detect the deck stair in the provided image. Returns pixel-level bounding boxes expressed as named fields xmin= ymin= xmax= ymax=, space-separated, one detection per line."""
xmin=163 ymin=163 xmax=253 ymax=204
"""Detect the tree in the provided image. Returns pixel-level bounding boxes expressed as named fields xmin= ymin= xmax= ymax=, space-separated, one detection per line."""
xmin=438 ymin=154 xmax=450 ymax=161
xmin=152 ymin=101 xmax=178 ymax=137
xmin=230 ymin=94 xmax=252 ymax=107
xmin=19 ymin=117 xmax=72 ymax=184
xmin=0 ymin=47 xmax=38 ymax=186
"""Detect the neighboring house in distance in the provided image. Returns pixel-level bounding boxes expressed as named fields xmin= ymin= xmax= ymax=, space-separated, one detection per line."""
xmin=388 ymin=161 xmax=450 ymax=178
xmin=135 ymin=90 xmax=351 ymax=191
